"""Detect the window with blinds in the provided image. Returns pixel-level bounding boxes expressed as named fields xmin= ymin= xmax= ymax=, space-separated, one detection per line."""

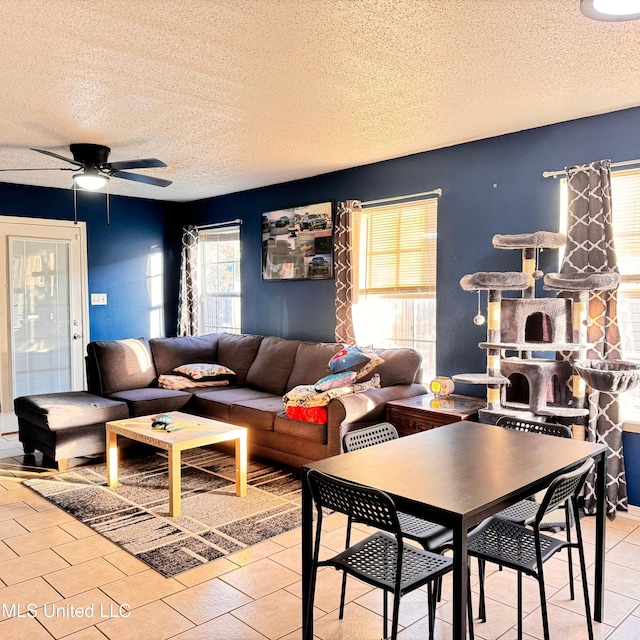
xmin=198 ymin=225 xmax=241 ymax=335
xmin=611 ymin=170 xmax=640 ymax=426
xmin=611 ymin=170 xmax=640 ymax=283
xmin=561 ymin=169 xmax=640 ymax=424
xmin=353 ymin=196 xmax=438 ymax=382
xmin=359 ymin=199 xmax=437 ymax=296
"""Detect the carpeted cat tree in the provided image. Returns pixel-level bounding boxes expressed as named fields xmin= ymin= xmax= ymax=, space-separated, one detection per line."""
xmin=453 ymin=231 xmax=638 ymax=430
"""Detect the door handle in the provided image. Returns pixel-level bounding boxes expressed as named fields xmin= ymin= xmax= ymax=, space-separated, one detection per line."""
xmin=73 ymin=333 xmax=82 ymax=340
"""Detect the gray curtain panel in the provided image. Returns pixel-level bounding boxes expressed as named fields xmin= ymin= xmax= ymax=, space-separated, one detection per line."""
xmin=334 ymin=200 xmax=361 ymax=345
xmin=560 ymin=159 xmax=627 ymax=517
xmin=178 ymin=225 xmax=199 ymax=337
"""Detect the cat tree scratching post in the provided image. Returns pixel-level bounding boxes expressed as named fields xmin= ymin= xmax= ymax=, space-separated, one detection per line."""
xmin=456 ymin=271 xmax=529 ymax=413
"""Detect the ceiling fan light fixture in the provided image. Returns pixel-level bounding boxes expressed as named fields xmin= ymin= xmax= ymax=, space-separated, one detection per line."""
xmin=73 ymin=168 xmax=108 ymax=191
xmin=581 ymin=0 xmax=640 ymax=20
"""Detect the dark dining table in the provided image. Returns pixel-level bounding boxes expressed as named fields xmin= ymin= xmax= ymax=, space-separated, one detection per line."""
xmin=301 ymin=420 xmax=607 ymax=640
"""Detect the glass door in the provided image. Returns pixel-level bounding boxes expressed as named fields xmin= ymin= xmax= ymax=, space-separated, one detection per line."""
xmin=0 ymin=218 xmax=88 ymax=433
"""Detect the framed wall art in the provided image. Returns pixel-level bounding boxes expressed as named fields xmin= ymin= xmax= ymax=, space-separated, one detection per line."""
xmin=261 ymin=201 xmax=334 ymax=281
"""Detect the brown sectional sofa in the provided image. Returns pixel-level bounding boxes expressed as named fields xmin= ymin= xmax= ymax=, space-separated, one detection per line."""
xmin=16 ymin=332 xmax=426 ymax=469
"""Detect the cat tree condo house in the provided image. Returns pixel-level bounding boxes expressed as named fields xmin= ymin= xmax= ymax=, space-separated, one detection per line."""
xmin=453 ymin=231 xmax=623 ymax=426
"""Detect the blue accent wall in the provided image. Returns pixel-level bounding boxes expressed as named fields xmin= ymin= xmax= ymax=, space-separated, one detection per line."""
xmin=183 ymin=107 xmax=640 ymax=388
xmin=181 ymin=106 xmax=640 ymax=507
xmin=2 ymin=107 xmax=640 ymax=503
xmin=624 ymin=432 xmax=640 ymax=507
xmin=0 ymin=182 xmax=174 ymax=341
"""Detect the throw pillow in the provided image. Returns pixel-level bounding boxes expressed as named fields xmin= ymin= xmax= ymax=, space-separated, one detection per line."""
xmin=158 ymin=375 xmax=230 ymax=390
xmin=314 ymin=371 xmax=357 ymax=392
xmin=354 ymin=348 xmax=385 ymax=380
xmin=352 ymin=372 xmax=381 ymax=393
xmin=328 ymin=346 xmax=371 ymax=373
xmin=173 ymin=363 xmax=236 ymax=381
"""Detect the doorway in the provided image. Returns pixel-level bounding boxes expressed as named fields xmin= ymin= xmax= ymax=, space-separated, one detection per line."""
xmin=0 ymin=216 xmax=88 ymax=434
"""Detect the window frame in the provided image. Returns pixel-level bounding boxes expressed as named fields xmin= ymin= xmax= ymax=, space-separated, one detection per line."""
xmin=197 ymin=224 xmax=242 ymax=336
xmin=353 ymin=196 xmax=438 ymax=382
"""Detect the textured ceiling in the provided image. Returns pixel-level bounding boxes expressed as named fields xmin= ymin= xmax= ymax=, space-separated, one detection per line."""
xmin=0 ymin=0 xmax=639 ymax=202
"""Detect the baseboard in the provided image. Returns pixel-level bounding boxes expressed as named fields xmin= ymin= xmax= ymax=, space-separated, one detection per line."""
xmin=623 ymin=505 xmax=640 ymax=521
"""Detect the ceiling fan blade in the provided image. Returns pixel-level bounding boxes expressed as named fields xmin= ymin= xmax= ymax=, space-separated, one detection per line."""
xmin=106 ymin=158 xmax=167 ymax=171
xmin=0 ymin=167 xmax=73 ymax=172
xmin=111 ymin=170 xmax=172 ymax=187
xmin=30 ymin=148 xmax=83 ymax=167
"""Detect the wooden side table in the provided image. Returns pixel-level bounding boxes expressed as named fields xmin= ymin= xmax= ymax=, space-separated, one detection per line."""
xmin=385 ymin=393 xmax=486 ymax=437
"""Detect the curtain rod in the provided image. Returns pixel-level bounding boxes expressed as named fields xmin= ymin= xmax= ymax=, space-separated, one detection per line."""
xmin=362 ymin=188 xmax=442 ymax=206
xmin=542 ymin=159 xmax=640 ymax=179
xmin=196 ymin=218 xmax=242 ymax=230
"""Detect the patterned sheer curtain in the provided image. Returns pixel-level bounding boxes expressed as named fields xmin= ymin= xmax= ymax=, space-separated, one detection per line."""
xmin=177 ymin=225 xmax=199 ymax=336
xmin=560 ymin=159 xmax=627 ymax=517
xmin=334 ymin=200 xmax=361 ymax=344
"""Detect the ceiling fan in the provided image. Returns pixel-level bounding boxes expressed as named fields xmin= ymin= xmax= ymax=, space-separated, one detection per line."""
xmin=0 ymin=143 xmax=172 ymax=190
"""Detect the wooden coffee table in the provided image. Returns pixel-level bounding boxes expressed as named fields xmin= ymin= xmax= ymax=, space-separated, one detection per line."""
xmin=105 ymin=411 xmax=247 ymax=517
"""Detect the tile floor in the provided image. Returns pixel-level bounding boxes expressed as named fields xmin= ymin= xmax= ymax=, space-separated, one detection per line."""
xmin=1 ymin=433 xmax=640 ymax=639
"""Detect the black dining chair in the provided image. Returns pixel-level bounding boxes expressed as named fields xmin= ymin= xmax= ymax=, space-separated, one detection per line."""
xmin=466 ymin=457 xmax=595 ymax=640
xmin=342 ymin=423 xmax=453 ymax=551
xmin=305 ymin=468 xmax=457 ymax=640
xmin=343 ymin=423 xmax=454 ymax=607
xmin=477 ymin=417 xmax=576 ymax=620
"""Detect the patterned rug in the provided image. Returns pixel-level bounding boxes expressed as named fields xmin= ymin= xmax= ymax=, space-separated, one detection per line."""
xmin=23 ymin=448 xmax=303 ymax=578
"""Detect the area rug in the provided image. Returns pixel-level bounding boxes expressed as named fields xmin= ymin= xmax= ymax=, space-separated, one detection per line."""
xmin=23 ymin=448 xmax=303 ymax=578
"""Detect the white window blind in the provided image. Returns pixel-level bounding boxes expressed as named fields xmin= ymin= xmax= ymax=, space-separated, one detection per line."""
xmin=360 ymin=199 xmax=437 ymax=296
xmin=611 ymin=170 xmax=640 ymax=425
xmin=611 ymin=169 xmax=640 ymax=281
xmin=353 ymin=196 xmax=438 ymax=382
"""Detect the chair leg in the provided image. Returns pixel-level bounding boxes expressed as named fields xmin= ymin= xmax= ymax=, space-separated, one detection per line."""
xmin=517 ymin=572 xmax=523 ymax=640
xmin=467 ymin=567 xmax=475 ymax=640
xmin=305 ymin=564 xmax=320 ymax=639
xmin=536 ymin=565 xmax=551 ymax=640
xmin=478 ymin=558 xmax=487 ymax=622
xmin=383 ymin=591 xmax=389 ymax=639
xmin=390 ymin=589 xmax=401 ymax=640
xmin=573 ymin=503 xmax=595 ymax=640
xmin=427 ymin=583 xmax=435 ymax=640
xmin=565 ymin=505 xmax=575 ymax=600
xmin=339 ymin=517 xmax=354 ymax=619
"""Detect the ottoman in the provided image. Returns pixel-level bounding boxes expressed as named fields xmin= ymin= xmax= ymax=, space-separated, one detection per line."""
xmin=14 ymin=392 xmax=129 ymax=470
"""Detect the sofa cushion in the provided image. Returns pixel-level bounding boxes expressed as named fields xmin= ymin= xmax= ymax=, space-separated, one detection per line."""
xmin=189 ymin=387 xmax=274 ymax=422
xmin=149 ymin=334 xmax=219 ymax=375
xmin=108 ymin=388 xmax=191 ymax=417
xmin=357 ymin=347 xmax=422 ymax=386
xmin=14 ymin=392 xmax=128 ymax=431
xmin=286 ymin=341 xmax=340 ymax=390
xmin=229 ymin=396 xmax=285 ymax=431
xmin=245 ymin=336 xmax=300 ymax=395
xmin=274 ymin=413 xmax=327 ymax=444
xmin=87 ymin=338 xmax=156 ymax=395
xmin=216 ymin=333 xmax=264 ymax=384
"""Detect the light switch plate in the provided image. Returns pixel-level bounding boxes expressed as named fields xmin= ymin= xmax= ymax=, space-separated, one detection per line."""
xmin=91 ymin=293 xmax=107 ymax=305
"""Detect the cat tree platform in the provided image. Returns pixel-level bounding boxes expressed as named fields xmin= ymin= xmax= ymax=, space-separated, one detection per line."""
xmin=575 ymin=359 xmax=640 ymax=393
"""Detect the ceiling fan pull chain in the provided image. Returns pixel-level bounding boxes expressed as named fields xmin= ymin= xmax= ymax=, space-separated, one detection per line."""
xmin=72 ymin=183 xmax=78 ymax=225
xmin=106 ymin=182 xmax=111 ymax=227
